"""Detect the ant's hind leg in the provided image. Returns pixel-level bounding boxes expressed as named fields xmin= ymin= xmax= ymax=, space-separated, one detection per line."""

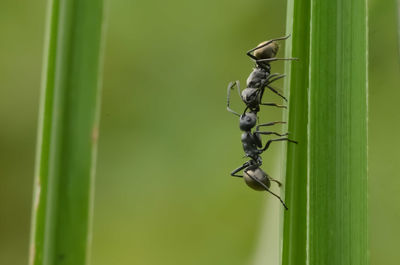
xmin=267 ymin=175 xmax=282 ymax=187
xmin=260 ymin=102 xmax=287 ymax=109
xmin=230 ymin=162 xmax=250 ymax=178
xmin=256 ymin=57 xmax=299 ymax=64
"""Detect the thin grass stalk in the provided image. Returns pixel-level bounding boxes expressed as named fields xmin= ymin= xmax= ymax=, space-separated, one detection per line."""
xmin=281 ymin=0 xmax=311 ymax=264
xmin=282 ymin=0 xmax=368 ymax=264
xmin=397 ymin=0 xmax=400 ymax=61
xmin=29 ymin=0 xmax=105 ymax=264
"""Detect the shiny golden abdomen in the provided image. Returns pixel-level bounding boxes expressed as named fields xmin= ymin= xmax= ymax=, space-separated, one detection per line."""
xmin=243 ymin=168 xmax=271 ymax=191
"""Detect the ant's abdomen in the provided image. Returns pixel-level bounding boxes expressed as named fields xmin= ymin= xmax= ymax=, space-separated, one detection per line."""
xmin=254 ymin=41 xmax=279 ymax=59
xmin=244 ymin=168 xmax=271 ymax=191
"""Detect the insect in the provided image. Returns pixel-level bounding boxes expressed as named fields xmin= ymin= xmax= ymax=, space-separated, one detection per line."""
xmin=227 ymin=35 xmax=298 ymax=115
xmin=229 ymin=111 xmax=297 ymax=210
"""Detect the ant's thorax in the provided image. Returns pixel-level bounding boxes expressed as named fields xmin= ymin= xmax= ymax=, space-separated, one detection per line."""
xmin=246 ymin=65 xmax=271 ymax=88
xmin=255 ymin=62 xmax=271 ymax=72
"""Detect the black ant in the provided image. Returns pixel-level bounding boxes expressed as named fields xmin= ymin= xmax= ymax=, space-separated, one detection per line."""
xmin=227 ymin=35 xmax=298 ymax=115
xmin=229 ymin=111 xmax=297 ymax=210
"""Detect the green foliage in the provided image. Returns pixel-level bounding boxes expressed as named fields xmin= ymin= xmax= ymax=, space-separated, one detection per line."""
xmin=282 ymin=0 xmax=368 ymax=265
xmin=3 ymin=0 xmax=400 ymax=264
xmin=281 ymin=0 xmax=310 ymax=264
xmin=398 ymin=0 xmax=400 ymax=60
xmin=29 ymin=0 xmax=105 ymax=264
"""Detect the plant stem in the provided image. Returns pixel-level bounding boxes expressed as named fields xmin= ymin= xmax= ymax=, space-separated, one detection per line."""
xmin=281 ymin=0 xmax=310 ymax=264
xmin=282 ymin=0 xmax=368 ymax=264
xmin=29 ymin=1 xmax=105 ymax=265
xmin=397 ymin=0 xmax=400 ymax=62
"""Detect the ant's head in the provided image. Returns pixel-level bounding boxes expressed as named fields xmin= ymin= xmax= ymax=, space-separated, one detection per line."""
xmin=239 ymin=112 xmax=257 ymax=131
xmin=254 ymin=41 xmax=279 ymax=60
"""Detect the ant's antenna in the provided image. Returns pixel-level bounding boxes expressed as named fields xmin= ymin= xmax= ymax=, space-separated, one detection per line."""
xmin=226 ymin=82 xmax=241 ymax=117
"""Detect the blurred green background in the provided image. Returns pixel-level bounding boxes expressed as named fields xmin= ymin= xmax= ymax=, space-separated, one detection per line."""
xmin=0 ymin=0 xmax=398 ymax=264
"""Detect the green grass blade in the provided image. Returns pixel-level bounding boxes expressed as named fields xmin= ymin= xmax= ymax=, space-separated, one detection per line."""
xmin=308 ymin=0 xmax=368 ymax=263
xmin=282 ymin=0 xmax=368 ymax=264
xmin=281 ymin=0 xmax=311 ymax=264
xmin=29 ymin=1 xmax=105 ymax=265
xmin=397 ymin=0 xmax=400 ymax=61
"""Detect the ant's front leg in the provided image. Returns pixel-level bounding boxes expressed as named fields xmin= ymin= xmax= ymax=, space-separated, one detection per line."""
xmin=260 ymin=102 xmax=287 ymax=109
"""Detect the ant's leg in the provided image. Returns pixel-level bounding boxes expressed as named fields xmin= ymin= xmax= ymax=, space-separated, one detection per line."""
xmin=246 ymin=35 xmax=292 ymax=60
xmin=256 ymin=121 xmax=286 ymax=131
xmin=259 ymin=80 xmax=285 ymax=109
xmin=230 ymin=162 xmax=250 ymax=178
xmin=267 ymin=74 xmax=286 ymax=84
xmin=270 ymin=178 xmax=282 ymax=187
xmin=256 ymin=85 xmax=269 ymax=111
xmin=260 ymin=102 xmax=287 ymax=109
xmin=259 ymin=85 xmax=266 ymax=100
xmin=256 ymin=57 xmax=299 ymax=64
xmin=264 ymin=73 xmax=285 ymax=85
xmin=267 ymin=174 xmax=282 ymax=187
xmin=245 ymin=171 xmax=288 ymax=210
xmin=256 ymin=131 xmax=289 ymax=137
xmin=226 ymin=81 xmax=241 ymax=117
xmin=266 ymin=85 xmax=288 ymax=102
xmin=242 ymin=106 xmax=249 ymax=115
xmin=268 ymin=73 xmax=281 ymax=78
xmin=255 ymin=122 xmax=289 ymax=137
xmin=262 ymin=138 xmax=298 ymax=152
xmin=261 ymin=74 xmax=287 ymax=101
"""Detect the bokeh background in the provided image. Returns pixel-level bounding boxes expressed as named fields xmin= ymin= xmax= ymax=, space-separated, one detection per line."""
xmin=0 ymin=0 xmax=398 ymax=264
